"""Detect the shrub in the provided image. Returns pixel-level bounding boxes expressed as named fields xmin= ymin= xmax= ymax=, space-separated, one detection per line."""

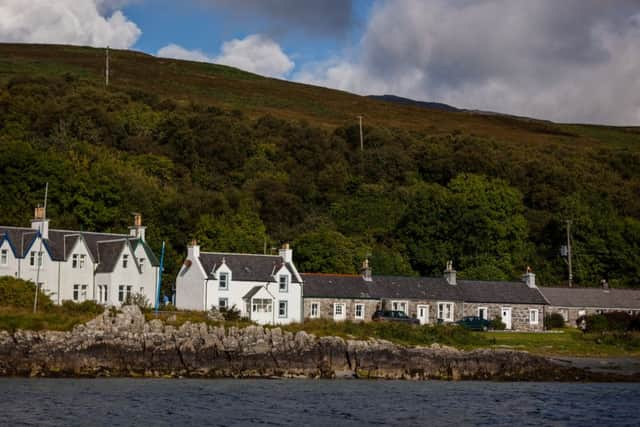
xmin=125 ymin=292 xmax=150 ymax=310
xmin=0 ymin=276 xmax=53 ymax=309
xmin=490 ymin=316 xmax=506 ymax=330
xmin=579 ymin=312 xmax=639 ymax=333
xmin=219 ymin=305 xmax=242 ymax=321
xmin=60 ymin=300 xmax=103 ymax=315
xmin=544 ymin=313 xmax=565 ymax=330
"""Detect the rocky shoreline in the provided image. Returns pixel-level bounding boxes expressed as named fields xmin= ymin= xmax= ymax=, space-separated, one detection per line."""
xmin=0 ymin=306 xmax=637 ymax=381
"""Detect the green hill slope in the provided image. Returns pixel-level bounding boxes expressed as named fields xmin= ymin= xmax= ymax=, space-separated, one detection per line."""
xmin=0 ymin=43 xmax=638 ymax=289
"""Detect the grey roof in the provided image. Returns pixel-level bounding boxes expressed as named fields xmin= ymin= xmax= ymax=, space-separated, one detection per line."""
xmin=302 ymin=274 xmax=547 ymax=305
xmin=243 ymin=286 xmax=264 ymax=300
xmin=540 ymin=287 xmax=640 ymax=309
xmin=0 ymin=225 xmax=159 ymax=273
xmin=458 ymin=280 xmax=548 ymax=305
xmin=95 ymin=240 xmax=127 ymax=273
xmin=199 ymin=252 xmax=300 ymax=283
xmin=302 ymin=274 xmax=378 ymax=299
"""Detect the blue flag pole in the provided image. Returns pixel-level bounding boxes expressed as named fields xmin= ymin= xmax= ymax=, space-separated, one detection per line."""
xmin=155 ymin=241 xmax=165 ymax=313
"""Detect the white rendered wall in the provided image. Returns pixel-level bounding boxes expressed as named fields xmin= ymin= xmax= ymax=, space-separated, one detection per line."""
xmin=0 ymin=240 xmax=18 ymax=278
xmin=175 ymin=256 xmax=207 ymax=311
xmin=57 ymin=239 xmax=95 ymax=304
xmin=106 ymin=244 xmax=146 ymax=307
xmin=16 ymin=237 xmax=59 ymax=300
xmin=134 ymin=244 xmax=159 ymax=307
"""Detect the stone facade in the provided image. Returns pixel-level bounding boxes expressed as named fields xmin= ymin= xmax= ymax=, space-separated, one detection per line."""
xmin=303 ymin=298 xmax=379 ymax=322
xmin=545 ymin=307 xmax=640 ymax=328
xmin=462 ymin=303 xmax=545 ymax=332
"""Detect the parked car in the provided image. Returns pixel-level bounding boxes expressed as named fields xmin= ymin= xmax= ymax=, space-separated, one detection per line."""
xmin=456 ymin=316 xmax=491 ymax=331
xmin=372 ymin=310 xmax=420 ymax=325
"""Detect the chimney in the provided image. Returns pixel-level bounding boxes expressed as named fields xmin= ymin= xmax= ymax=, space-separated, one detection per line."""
xmin=31 ymin=206 xmax=50 ymax=239
xmin=601 ymin=278 xmax=609 ymax=292
xmin=128 ymin=213 xmax=146 ymax=242
xmin=522 ymin=266 xmax=536 ymax=288
xmin=187 ymin=239 xmax=200 ymax=259
xmin=279 ymin=243 xmax=293 ymax=264
xmin=444 ymin=260 xmax=456 ymax=285
xmin=361 ymin=258 xmax=372 ymax=282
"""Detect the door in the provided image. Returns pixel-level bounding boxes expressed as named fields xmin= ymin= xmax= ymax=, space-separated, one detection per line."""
xmin=333 ymin=303 xmax=346 ymax=321
xmin=501 ymin=307 xmax=512 ymax=330
xmin=417 ymin=305 xmax=429 ymax=325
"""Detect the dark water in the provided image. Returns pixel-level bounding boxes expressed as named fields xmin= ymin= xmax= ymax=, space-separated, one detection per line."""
xmin=0 ymin=379 xmax=638 ymax=426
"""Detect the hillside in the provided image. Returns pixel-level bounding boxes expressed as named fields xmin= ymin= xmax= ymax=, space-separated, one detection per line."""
xmin=0 ymin=43 xmax=638 ymax=289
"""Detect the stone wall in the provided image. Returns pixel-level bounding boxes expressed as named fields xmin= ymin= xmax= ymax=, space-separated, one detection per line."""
xmin=0 ymin=306 xmax=627 ymax=381
xmin=303 ymin=298 xmax=380 ymax=322
xmin=545 ymin=307 xmax=640 ymax=328
xmin=462 ymin=303 xmax=545 ymax=332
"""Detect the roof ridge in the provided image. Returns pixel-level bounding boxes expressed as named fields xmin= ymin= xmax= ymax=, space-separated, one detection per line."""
xmin=200 ymin=251 xmax=281 ymax=257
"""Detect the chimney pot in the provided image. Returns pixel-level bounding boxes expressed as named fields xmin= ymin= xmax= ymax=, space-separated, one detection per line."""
xmin=444 ymin=260 xmax=456 ymax=285
xmin=361 ymin=258 xmax=372 ymax=282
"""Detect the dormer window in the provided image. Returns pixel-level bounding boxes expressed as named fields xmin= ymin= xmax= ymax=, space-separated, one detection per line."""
xmin=72 ymin=254 xmax=78 ymax=268
xmin=219 ymin=272 xmax=229 ymax=290
xmin=139 ymin=258 xmax=145 ymax=272
xmin=122 ymin=254 xmax=129 ymax=269
xmin=79 ymin=254 xmax=86 ymax=269
xmin=1 ymin=249 xmax=8 ymax=266
xmin=30 ymin=251 xmax=43 ymax=267
xmin=279 ymin=274 xmax=288 ymax=292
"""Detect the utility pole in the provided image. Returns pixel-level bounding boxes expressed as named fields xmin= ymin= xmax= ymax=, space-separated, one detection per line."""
xmin=105 ymin=46 xmax=110 ymax=87
xmin=357 ymin=115 xmax=364 ymax=152
xmin=566 ymin=220 xmax=573 ymax=288
xmin=33 ymin=183 xmax=48 ymax=313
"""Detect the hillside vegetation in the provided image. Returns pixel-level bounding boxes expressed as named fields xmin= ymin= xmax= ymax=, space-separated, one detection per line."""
xmin=0 ymin=43 xmax=639 ymax=289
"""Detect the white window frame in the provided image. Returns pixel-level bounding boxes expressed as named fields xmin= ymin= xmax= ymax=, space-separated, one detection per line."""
xmin=310 ymin=302 xmax=319 ymax=318
xmin=354 ymin=303 xmax=365 ymax=320
xmin=98 ymin=285 xmax=108 ymax=303
xmin=118 ymin=285 xmax=132 ymax=302
xmin=278 ymin=300 xmax=288 ymax=318
xmin=219 ymin=298 xmax=228 ymax=309
xmin=278 ymin=274 xmax=289 ymax=292
xmin=477 ymin=307 xmax=488 ymax=320
xmin=333 ymin=303 xmax=346 ymax=321
xmin=73 ymin=284 xmax=88 ymax=302
xmin=437 ymin=302 xmax=455 ymax=322
xmin=0 ymin=249 xmax=7 ymax=266
xmin=417 ymin=304 xmax=430 ymax=324
xmin=252 ymin=299 xmax=272 ymax=313
xmin=79 ymin=254 xmax=86 ymax=269
xmin=578 ymin=309 xmax=586 ymax=317
xmin=219 ymin=272 xmax=229 ymax=290
xmin=30 ymin=251 xmax=43 ymax=267
xmin=122 ymin=254 xmax=128 ymax=269
xmin=72 ymin=254 xmax=78 ymax=268
xmin=139 ymin=257 xmax=144 ymax=272
xmin=529 ymin=309 xmax=539 ymax=325
xmin=391 ymin=300 xmax=409 ymax=314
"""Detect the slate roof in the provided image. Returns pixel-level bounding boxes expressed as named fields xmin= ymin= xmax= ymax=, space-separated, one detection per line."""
xmin=0 ymin=225 xmax=159 ymax=273
xmin=95 ymin=240 xmax=127 ymax=274
xmin=243 ymin=286 xmax=264 ymax=300
xmin=302 ymin=274 xmax=547 ymax=305
xmin=458 ymin=280 xmax=548 ymax=304
xmin=199 ymin=252 xmax=301 ymax=283
xmin=539 ymin=287 xmax=640 ymax=309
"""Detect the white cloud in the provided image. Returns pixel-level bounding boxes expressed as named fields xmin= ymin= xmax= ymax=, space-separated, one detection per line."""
xmin=296 ymin=0 xmax=640 ymax=125
xmin=157 ymin=34 xmax=294 ymax=79
xmin=0 ymin=0 xmax=141 ymax=49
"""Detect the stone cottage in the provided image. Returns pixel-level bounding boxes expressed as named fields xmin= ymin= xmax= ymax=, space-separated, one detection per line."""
xmin=302 ymin=262 xmax=547 ymax=331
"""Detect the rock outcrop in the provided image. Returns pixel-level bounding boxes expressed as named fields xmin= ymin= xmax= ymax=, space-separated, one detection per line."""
xmin=0 ymin=307 xmax=634 ymax=380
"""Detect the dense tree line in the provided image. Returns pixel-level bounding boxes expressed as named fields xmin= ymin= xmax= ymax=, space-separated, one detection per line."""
xmin=0 ymin=74 xmax=638 ymax=290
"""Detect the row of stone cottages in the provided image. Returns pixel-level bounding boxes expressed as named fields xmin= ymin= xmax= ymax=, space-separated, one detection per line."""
xmin=2 ymin=209 xmax=639 ymax=331
xmin=174 ymin=240 xmax=640 ymax=331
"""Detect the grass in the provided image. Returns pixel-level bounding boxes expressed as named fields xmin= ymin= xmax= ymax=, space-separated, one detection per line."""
xmin=0 ymin=305 xmax=102 ymax=332
xmin=143 ymin=309 xmax=254 ymax=329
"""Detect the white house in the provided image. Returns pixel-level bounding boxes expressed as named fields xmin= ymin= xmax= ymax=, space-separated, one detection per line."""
xmin=175 ymin=241 xmax=303 ymax=325
xmin=0 ymin=207 xmax=160 ymax=307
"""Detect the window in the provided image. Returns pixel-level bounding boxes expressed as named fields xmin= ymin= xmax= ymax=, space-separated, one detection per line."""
xmin=310 ymin=302 xmax=319 ymax=318
xmin=391 ymin=301 xmax=408 ymax=314
xmin=278 ymin=301 xmax=288 ymax=318
xmin=139 ymin=258 xmax=145 ymax=272
xmin=118 ymin=285 xmax=132 ymax=302
xmin=98 ymin=285 xmax=108 ymax=303
xmin=279 ymin=274 xmax=288 ymax=292
xmin=0 ymin=249 xmax=7 ymax=266
xmin=334 ymin=303 xmax=346 ymax=320
xmin=73 ymin=284 xmax=88 ymax=302
xmin=561 ymin=310 xmax=569 ymax=321
xmin=578 ymin=310 xmax=586 ymax=317
xmin=79 ymin=255 xmax=86 ymax=269
xmin=478 ymin=307 xmax=488 ymax=320
xmin=219 ymin=298 xmax=228 ymax=309
xmin=438 ymin=302 xmax=454 ymax=322
xmin=355 ymin=304 xmax=365 ymax=320
xmin=122 ymin=254 xmax=128 ymax=269
xmin=252 ymin=299 xmax=272 ymax=313
xmin=529 ymin=309 xmax=539 ymax=325
xmin=72 ymin=254 xmax=78 ymax=268
xmin=219 ymin=272 xmax=229 ymax=290
xmin=30 ymin=251 xmax=43 ymax=267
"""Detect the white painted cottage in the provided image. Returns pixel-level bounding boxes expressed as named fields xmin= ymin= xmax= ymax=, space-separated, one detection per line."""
xmin=175 ymin=241 xmax=303 ymax=325
xmin=0 ymin=208 xmax=160 ymax=306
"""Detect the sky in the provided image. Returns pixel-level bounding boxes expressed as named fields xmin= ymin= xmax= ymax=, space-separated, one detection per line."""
xmin=1 ymin=0 xmax=640 ymax=125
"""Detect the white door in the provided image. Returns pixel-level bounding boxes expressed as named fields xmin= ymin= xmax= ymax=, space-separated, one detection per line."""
xmin=417 ymin=305 xmax=429 ymax=325
xmin=333 ymin=303 xmax=346 ymax=321
xmin=501 ymin=307 xmax=512 ymax=330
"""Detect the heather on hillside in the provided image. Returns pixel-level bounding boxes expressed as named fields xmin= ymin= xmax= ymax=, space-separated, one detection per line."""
xmin=0 ymin=44 xmax=639 ymax=290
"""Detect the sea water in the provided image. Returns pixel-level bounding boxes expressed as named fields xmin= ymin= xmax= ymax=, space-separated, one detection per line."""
xmin=0 ymin=378 xmax=638 ymax=426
